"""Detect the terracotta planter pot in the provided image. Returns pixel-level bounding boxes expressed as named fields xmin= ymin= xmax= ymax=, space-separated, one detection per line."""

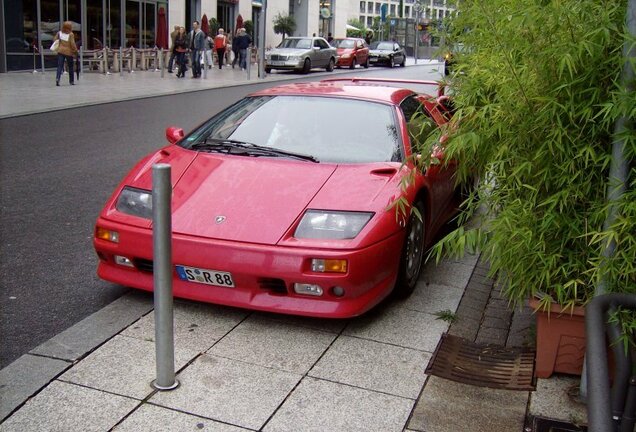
xmin=529 ymin=298 xmax=587 ymax=379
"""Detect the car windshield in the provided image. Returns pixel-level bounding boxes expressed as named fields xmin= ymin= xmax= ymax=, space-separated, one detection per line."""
xmin=278 ymin=38 xmax=312 ymax=49
xmin=183 ymin=95 xmax=402 ymax=164
xmin=370 ymin=42 xmax=394 ymax=50
xmin=332 ymin=39 xmax=355 ymax=48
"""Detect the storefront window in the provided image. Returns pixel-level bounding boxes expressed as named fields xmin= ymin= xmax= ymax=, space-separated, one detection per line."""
xmin=40 ymin=0 xmax=61 ymax=50
xmin=319 ymin=0 xmax=332 ymax=38
xmin=4 ymin=0 xmax=37 ymax=53
xmin=86 ymin=0 xmax=104 ymax=49
xmin=126 ymin=1 xmax=139 ymax=47
xmin=107 ymin=0 xmax=121 ymax=48
xmin=142 ymin=2 xmax=155 ymax=48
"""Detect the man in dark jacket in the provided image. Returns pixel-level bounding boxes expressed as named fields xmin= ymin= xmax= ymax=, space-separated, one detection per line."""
xmin=233 ymin=28 xmax=251 ymax=70
xmin=189 ymin=21 xmax=205 ymax=78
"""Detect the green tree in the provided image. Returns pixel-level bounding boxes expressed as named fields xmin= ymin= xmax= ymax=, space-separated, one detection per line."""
xmin=244 ymin=20 xmax=254 ymax=39
xmin=430 ymin=0 xmax=635 ymax=314
xmin=273 ymin=13 xmax=296 ymax=41
xmin=346 ymin=19 xmax=367 ymax=38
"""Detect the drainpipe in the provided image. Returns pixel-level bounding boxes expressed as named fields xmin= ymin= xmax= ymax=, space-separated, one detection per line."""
xmin=581 ymin=0 xmax=636 ymax=401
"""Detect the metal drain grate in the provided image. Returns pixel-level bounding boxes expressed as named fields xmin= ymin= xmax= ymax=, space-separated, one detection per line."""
xmin=426 ymin=333 xmax=536 ymax=391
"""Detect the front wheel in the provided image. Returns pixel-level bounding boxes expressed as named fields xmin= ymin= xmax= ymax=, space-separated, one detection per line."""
xmin=349 ymin=57 xmax=356 ymax=69
xmin=302 ymin=58 xmax=311 ymax=74
xmin=363 ymin=57 xmax=369 ymax=68
xmin=264 ymin=67 xmax=272 ymax=73
xmin=393 ymin=200 xmax=426 ymax=299
xmin=400 ymin=58 xmax=405 ymax=67
xmin=388 ymin=57 xmax=394 ymax=68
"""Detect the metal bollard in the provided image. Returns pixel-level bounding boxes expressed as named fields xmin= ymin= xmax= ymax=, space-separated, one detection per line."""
xmin=79 ymin=47 xmax=83 ymax=78
xmin=246 ymin=51 xmax=251 ymax=80
xmin=119 ymin=47 xmax=123 ymax=76
xmin=160 ymin=48 xmax=164 ymax=78
xmin=203 ymin=49 xmax=208 ymax=79
xmin=151 ymin=164 xmax=179 ymax=391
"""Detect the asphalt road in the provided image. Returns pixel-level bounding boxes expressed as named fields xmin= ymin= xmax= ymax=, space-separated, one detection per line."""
xmin=0 ymin=64 xmax=444 ymax=368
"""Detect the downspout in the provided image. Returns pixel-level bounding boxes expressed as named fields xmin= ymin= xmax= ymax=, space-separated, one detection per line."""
xmin=580 ymin=0 xmax=636 ymax=401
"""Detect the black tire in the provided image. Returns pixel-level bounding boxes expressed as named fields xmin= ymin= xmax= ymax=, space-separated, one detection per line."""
xmin=265 ymin=67 xmax=272 ymax=73
xmin=363 ymin=57 xmax=369 ymax=68
xmin=302 ymin=58 xmax=311 ymax=74
xmin=400 ymin=58 xmax=405 ymax=67
xmin=326 ymin=58 xmax=335 ymax=72
xmin=393 ymin=200 xmax=426 ymax=299
xmin=389 ymin=57 xmax=394 ymax=68
xmin=349 ymin=57 xmax=356 ymax=69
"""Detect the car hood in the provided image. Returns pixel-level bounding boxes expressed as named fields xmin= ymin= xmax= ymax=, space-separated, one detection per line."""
xmin=109 ymin=149 xmax=403 ymax=246
xmin=336 ymin=48 xmax=354 ymax=55
xmin=369 ymin=49 xmax=393 ymax=55
xmin=268 ymin=48 xmax=309 ymax=56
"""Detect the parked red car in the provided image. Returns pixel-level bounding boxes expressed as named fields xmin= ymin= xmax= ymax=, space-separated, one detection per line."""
xmin=332 ymin=38 xmax=369 ymax=69
xmin=94 ymin=78 xmax=460 ymax=318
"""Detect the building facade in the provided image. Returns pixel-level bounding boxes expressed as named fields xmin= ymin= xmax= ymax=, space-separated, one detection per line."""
xmin=0 ymin=0 xmax=451 ymax=72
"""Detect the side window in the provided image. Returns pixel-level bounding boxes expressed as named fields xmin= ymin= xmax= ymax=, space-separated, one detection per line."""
xmin=314 ymin=39 xmax=320 ymax=48
xmin=400 ymin=95 xmax=436 ymax=152
xmin=319 ymin=39 xmax=329 ymax=49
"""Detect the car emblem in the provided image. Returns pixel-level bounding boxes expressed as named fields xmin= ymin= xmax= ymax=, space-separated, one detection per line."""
xmin=215 ymin=216 xmax=226 ymax=224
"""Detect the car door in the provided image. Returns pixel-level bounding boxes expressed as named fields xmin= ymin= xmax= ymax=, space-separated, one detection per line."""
xmin=356 ymin=40 xmax=368 ymax=64
xmin=394 ymin=43 xmax=404 ymax=64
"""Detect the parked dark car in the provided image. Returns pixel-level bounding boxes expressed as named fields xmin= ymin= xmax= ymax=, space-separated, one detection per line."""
xmin=368 ymin=41 xmax=406 ymax=68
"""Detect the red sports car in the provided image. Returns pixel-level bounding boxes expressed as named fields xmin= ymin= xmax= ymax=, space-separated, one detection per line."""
xmin=94 ymin=78 xmax=460 ymax=318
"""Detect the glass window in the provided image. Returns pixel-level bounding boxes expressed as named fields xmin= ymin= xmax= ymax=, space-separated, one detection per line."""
xmin=184 ymin=96 xmax=402 ymax=164
xmin=279 ymin=38 xmax=312 ymax=49
xmin=65 ymin=0 xmax=82 ymax=48
xmin=367 ymin=2 xmax=372 ymax=13
xmin=359 ymin=1 xmax=365 ymax=12
xmin=107 ymin=0 xmax=121 ymax=48
xmin=4 ymin=0 xmax=37 ymax=53
xmin=86 ymin=0 xmax=104 ymax=49
xmin=40 ymin=0 xmax=61 ymax=50
xmin=400 ymin=95 xmax=436 ymax=151
xmin=390 ymin=4 xmax=395 ymax=15
xmin=367 ymin=16 xmax=373 ymax=26
xmin=142 ymin=2 xmax=155 ymax=48
xmin=405 ymin=6 xmax=410 ymax=17
xmin=375 ymin=3 xmax=380 ymax=14
xmin=126 ymin=0 xmax=139 ymax=47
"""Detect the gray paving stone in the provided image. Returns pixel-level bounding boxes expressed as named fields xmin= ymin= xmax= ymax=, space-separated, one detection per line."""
xmin=529 ymin=376 xmax=587 ymax=425
xmin=151 ymin=354 xmax=300 ymax=430
xmin=507 ymin=306 xmax=535 ymax=348
xmin=29 ymin=291 xmax=153 ymax=362
xmin=408 ymin=376 xmax=528 ymax=432
xmin=263 ymin=377 xmax=414 ymax=432
xmin=454 ymin=302 xmax=485 ymax=320
xmin=420 ymin=259 xmax=474 ymax=290
xmin=481 ymin=315 xmax=511 ymax=330
xmin=252 ymin=311 xmax=349 ymax=334
xmin=113 ymin=403 xmax=250 ymax=431
xmin=122 ymin=301 xmax=249 ymax=353
xmin=309 ymin=335 xmax=430 ymax=399
xmin=0 ymin=354 xmax=70 ymax=421
xmin=0 ymin=380 xmax=138 ymax=432
xmin=448 ymin=319 xmax=480 ymax=341
xmin=397 ymin=282 xmax=464 ymax=316
xmin=60 ymin=335 xmax=198 ymax=399
xmin=345 ymin=306 xmax=449 ymax=352
xmin=208 ymin=315 xmax=336 ymax=374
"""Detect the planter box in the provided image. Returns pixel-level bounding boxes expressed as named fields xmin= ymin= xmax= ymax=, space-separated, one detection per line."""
xmin=529 ymin=298 xmax=586 ymax=379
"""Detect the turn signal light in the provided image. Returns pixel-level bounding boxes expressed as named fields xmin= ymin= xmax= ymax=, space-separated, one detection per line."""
xmin=95 ymin=227 xmax=119 ymax=243
xmin=311 ymin=259 xmax=348 ymax=273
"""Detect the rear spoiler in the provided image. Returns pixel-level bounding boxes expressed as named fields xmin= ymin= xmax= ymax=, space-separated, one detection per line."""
xmin=320 ymin=77 xmax=446 ymax=98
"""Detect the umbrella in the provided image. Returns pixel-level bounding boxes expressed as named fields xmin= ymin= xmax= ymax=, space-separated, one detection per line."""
xmin=156 ymin=7 xmax=168 ymax=49
xmin=236 ymin=14 xmax=244 ymax=32
xmin=346 ymin=24 xmax=360 ymax=31
xmin=201 ymin=14 xmax=209 ymax=36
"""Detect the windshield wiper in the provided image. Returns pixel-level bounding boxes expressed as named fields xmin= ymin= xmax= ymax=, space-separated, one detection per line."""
xmin=192 ymin=138 xmax=319 ymax=163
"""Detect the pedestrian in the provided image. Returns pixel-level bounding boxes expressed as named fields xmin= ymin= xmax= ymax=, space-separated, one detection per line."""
xmin=53 ymin=21 xmax=78 ymax=86
xmin=202 ymin=32 xmax=213 ymax=69
xmin=214 ymin=28 xmax=227 ymax=69
xmin=167 ymin=25 xmax=179 ymax=73
xmin=231 ymin=29 xmax=240 ymax=68
xmin=234 ymin=28 xmax=251 ymax=70
xmin=327 ymin=32 xmax=333 ymax=43
xmin=174 ymin=26 xmax=188 ymax=78
xmin=365 ymin=31 xmax=372 ymax=45
xmin=189 ymin=21 xmax=205 ymax=78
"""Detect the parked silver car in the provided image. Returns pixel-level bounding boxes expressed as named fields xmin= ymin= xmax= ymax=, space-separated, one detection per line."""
xmin=265 ymin=37 xmax=337 ymax=74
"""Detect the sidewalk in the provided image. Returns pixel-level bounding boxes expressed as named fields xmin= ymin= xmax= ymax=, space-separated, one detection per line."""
xmin=0 ymin=60 xmax=589 ymax=431
xmin=0 ymin=58 xmax=443 ymax=119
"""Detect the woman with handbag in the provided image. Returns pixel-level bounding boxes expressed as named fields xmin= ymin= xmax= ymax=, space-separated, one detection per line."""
xmin=52 ymin=21 xmax=78 ymax=86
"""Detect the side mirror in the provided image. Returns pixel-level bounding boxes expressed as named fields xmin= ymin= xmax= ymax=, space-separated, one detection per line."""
xmin=165 ymin=127 xmax=184 ymax=144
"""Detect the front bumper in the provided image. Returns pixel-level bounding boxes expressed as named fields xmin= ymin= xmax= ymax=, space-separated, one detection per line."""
xmin=94 ymin=217 xmax=404 ymax=318
xmin=369 ymin=55 xmax=391 ymax=66
xmin=265 ymin=59 xmax=304 ymax=70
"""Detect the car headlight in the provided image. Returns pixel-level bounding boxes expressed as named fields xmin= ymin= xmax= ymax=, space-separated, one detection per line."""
xmin=288 ymin=55 xmax=299 ymax=61
xmin=116 ymin=186 xmax=152 ymax=219
xmin=294 ymin=210 xmax=373 ymax=240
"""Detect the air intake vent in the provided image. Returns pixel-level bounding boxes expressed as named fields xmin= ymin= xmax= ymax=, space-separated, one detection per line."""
xmin=133 ymin=258 xmax=154 ymax=273
xmin=258 ymin=278 xmax=288 ymax=295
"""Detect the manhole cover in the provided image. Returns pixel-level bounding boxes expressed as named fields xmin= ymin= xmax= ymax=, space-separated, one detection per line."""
xmin=426 ymin=333 xmax=536 ymax=390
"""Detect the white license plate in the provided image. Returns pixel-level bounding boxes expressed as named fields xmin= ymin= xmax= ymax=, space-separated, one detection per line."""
xmin=369 ymin=58 xmax=378 ymax=62
xmin=175 ymin=265 xmax=235 ymax=288
xmin=270 ymin=61 xmax=285 ymax=66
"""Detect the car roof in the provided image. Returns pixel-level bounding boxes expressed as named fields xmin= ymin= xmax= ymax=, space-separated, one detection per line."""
xmin=249 ymin=81 xmax=419 ymax=105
